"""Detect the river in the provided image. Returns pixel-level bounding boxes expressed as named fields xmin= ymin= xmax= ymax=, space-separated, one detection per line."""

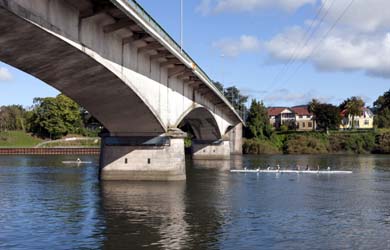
xmin=0 ymin=155 xmax=389 ymax=250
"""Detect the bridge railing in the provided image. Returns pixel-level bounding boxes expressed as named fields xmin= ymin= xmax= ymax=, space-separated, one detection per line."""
xmin=125 ymin=0 xmax=244 ymax=122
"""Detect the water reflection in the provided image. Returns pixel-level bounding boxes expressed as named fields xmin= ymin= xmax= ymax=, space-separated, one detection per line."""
xmin=101 ymin=181 xmax=188 ymax=250
xmin=0 ymin=155 xmax=390 ymax=250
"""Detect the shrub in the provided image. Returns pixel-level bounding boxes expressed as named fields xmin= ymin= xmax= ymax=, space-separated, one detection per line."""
xmin=329 ymin=132 xmax=375 ymax=154
xmin=374 ymin=132 xmax=390 ymax=154
xmin=284 ymin=135 xmax=329 ymax=154
xmin=243 ymin=139 xmax=281 ymax=154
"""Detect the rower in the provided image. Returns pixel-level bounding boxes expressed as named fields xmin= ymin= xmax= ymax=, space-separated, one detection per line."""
xmin=317 ymin=165 xmax=320 ymax=171
xmin=77 ymin=158 xmax=81 ymax=163
xmin=327 ymin=166 xmax=331 ymax=171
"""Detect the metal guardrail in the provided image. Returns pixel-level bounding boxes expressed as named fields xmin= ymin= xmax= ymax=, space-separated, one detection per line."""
xmin=123 ymin=0 xmax=244 ymax=123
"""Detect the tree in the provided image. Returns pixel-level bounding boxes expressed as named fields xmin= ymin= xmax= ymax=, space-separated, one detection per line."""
xmin=340 ymin=96 xmax=365 ymax=129
xmin=28 ymin=94 xmax=84 ymax=139
xmin=212 ymin=81 xmax=224 ymax=93
xmin=314 ymin=103 xmax=341 ymax=131
xmin=212 ymin=81 xmax=249 ymax=119
xmin=245 ymin=99 xmax=272 ymax=139
xmin=373 ymin=89 xmax=390 ymax=128
xmin=0 ymin=105 xmax=27 ymax=131
xmin=308 ymin=99 xmax=320 ymax=131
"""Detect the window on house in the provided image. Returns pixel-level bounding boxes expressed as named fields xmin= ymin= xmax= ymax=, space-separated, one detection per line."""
xmin=299 ymin=115 xmax=303 ymax=119
xmin=364 ymin=120 xmax=370 ymax=125
xmin=302 ymin=122 xmax=305 ymax=128
xmin=308 ymin=122 xmax=312 ymax=127
xmin=355 ymin=121 xmax=360 ymax=127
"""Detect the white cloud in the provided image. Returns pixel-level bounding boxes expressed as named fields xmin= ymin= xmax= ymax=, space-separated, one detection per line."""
xmin=0 ymin=67 xmax=12 ymax=81
xmin=213 ymin=35 xmax=261 ymax=57
xmin=322 ymin=0 xmax=390 ymax=33
xmin=263 ymin=88 xmax=334 ymax=106
xmin=197 ymin=0 xmax=315 ymax=15
xmin=265 ymin=26 xmax=390 ymax=78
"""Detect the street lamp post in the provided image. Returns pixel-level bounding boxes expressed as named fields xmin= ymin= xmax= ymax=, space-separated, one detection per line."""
xmin=180 ymin=0 xmax=183 ymax=52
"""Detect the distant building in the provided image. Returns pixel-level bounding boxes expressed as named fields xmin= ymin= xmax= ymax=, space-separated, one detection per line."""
xmin=340 ymin=107 xmax=374 ymax=130
xmin=268 ymin=105 xmax=315 ymax=131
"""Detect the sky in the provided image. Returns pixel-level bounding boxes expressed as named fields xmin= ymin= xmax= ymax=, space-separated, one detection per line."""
xmin=0 ymin=0 xmax=389 ymax=108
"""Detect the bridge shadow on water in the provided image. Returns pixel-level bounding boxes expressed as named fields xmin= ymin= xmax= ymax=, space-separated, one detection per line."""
xmin=100 ymin=156 xmax=243 ymax=250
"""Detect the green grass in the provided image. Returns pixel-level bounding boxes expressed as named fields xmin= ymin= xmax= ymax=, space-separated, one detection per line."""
xmin=0 ymin=131 xmax=43 ymax=148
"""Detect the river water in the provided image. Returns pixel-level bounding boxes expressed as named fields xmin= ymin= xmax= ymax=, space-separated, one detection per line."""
xmin=0 ymin=155 xmax=389 ymax=250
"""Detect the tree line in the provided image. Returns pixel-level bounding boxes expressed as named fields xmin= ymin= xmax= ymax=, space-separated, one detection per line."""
xmin=0 ymin=86 xmax=389 ymax=141
xmin=213 ymin=81 xmax=390 ymax=136
xmin=0 ymin=94 xmax=101 ymax=139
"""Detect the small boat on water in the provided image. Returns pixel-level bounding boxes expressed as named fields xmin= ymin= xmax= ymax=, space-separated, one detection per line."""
xmin=62 ymin=159 xmax=92 ymax=165
xmin=231 ymin=169 xmax=353 ymax=174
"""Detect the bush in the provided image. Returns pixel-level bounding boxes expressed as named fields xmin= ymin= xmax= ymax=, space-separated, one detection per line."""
xmin=243 ymin=139 xmax=281 ymax=154
xmin=243 ymin=131 xmax=387 ymax=155
xmin=329 ymin=132 xmax=375 ymax=154
xmin=280 ymin=125 xmax=288 ymax=132
xmin=284 ymin=135 xmax=329 ymax=154
xmin=373 ymin=132 xmax=390 ymax=154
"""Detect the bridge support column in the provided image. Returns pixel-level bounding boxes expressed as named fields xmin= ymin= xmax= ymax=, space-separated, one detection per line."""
xmin=228 ymin=123 xmax=243 ymax=155
xmin=191 ymin=140 xmax=231 ymax=160
xmin=100 ymin=129 xmax=187 ymax=181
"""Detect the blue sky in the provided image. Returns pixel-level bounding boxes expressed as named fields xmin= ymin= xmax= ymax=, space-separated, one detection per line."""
xmin=0 ymin=0 xmax=389 ymax=108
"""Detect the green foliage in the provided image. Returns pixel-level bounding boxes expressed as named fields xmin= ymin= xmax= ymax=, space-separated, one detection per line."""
xmin=184 ymin=137 xmax=192 ymax=148
xmin=28 ymin=94 xmax=84 ymax=139
xmin=212 ymin=81 xmax=224 ymax=93
xmin=243 ymin=130 xmax=388 ymax=155
xmin=374 ymin=89 xmax=390 ymax=128
xmin=0 ymin=105 xmax=27 ymax=131
xmin=340 ymin=96 xmax=365 ymax=129
xmin=246 ymin=99 xmax=272 ymax=139
xmin=284 ymin=135 xmax=329 ymax=154
xmin=374 ymin=131 xmax=390 ymax=153
xmin=308 ymin=99 xmax=320 ymax=131
xmin=329 ymin=132 xmax=376 ymax=154
xmin=0 ymin=131 xmax=42 ymax=147
xmin=314 ymin=103 xmax=341 ymax=130
xmin=223 ymin=86 xmax=249 ymax=112
xmin=211 ymin=81 xmax=248 ymax=118
xmin=279 ymin=125 xmax=289 ymax=132
xmin=243 ymin=138 xmax=280 ymax=154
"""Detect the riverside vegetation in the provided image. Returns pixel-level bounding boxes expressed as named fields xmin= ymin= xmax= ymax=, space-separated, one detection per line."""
xmin=1 ymin=86 xmax=389 ymax=153
xmin=243 ymin=130 xmax=390 ymax=155
xmin=243 ymin=89 xmax=390 ymax=155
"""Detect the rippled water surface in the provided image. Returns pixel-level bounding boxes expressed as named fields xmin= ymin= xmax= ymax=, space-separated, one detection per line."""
xmin=0 ymin=155 xmax=390 ymax=250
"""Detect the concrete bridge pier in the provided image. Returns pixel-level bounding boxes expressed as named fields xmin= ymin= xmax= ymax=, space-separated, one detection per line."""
xmin=100 ymin=129 xmax=187 ymax=181
xmin=191 ymin=139 xmax=231 ymax=160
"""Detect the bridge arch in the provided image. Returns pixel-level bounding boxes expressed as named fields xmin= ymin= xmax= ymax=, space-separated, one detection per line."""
xmin=176 ymin=106 xmax=222 ymax=141
xmin=0 ymin=5 xmax=166 ymax=136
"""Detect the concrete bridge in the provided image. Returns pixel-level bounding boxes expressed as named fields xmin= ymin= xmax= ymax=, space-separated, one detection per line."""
xmin=0 ymin=0 xmax=244 ymax=181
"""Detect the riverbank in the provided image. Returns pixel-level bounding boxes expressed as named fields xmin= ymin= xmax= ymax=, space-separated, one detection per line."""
xmin=243 ymin=130 xmax=390 ymax=155
xmin=0 ymin=131 xmax=100 ymax=148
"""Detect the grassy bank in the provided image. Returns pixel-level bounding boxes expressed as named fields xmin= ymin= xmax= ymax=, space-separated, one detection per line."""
xmin=0 ymin=131 xmax=43 ymax=147
xmin=0 ymin=131 xmax=100 ymax=148
xmin=243 ymin=129 xmax=390 ymax=155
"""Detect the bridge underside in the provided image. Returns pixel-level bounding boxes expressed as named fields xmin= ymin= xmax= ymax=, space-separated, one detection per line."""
xmin=0 ymin=1 xmax=243 ymax=181
xmin=0 ymin=7 xmax=164 ymax=135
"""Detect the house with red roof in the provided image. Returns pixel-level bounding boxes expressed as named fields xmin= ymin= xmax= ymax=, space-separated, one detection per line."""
xmin=268 ymin=105 xmax=315 ymax=131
